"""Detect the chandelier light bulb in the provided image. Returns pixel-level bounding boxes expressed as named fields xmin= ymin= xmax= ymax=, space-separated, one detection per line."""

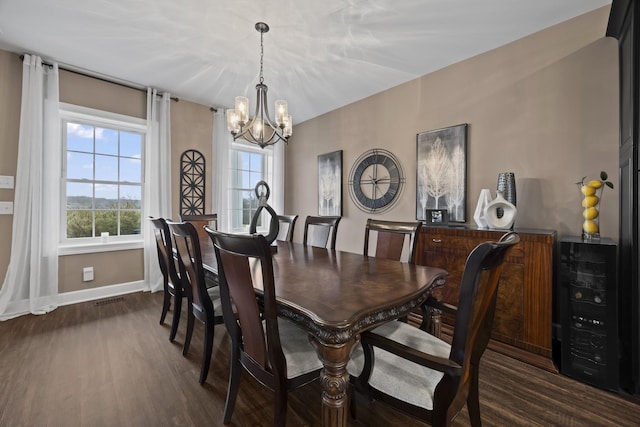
xmin=253 ymin=118 xmax=264 ymax=140
xmin=275 ymin=100 xmax=288 ymax=127
xmin=235 ymin=96 xmax=249 ymax=125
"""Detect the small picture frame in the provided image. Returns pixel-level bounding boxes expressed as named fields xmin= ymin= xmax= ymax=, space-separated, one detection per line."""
xmin=425 ymin=209 xmax=449 ymax=226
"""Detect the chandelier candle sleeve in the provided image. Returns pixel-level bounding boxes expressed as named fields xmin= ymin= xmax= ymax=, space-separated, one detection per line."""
xmin=275 ymin=100 xmax=288 ymax=126
xmin=236 ymin=96 xmax=249 ymax=124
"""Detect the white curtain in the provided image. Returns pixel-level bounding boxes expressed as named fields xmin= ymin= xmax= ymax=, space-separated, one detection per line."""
xmin=212 ymin=109 xmax=285 ymax=232
xmin=143 ymin=89 xmax=172 ymax=292
xmin=272 ymin=138 xmax=285 ymax=215
xmin=0 ymin=55 xmax=60 ymax=320
xmin=212 ymin=109 xmax=231 ymax=232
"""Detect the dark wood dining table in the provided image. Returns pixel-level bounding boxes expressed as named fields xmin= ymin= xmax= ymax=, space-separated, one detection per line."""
xmin=199 ymin=239 xmax=447 ymax=427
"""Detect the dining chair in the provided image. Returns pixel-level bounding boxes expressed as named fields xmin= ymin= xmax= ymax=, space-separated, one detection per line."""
xmin=363 ymin=218 xmax=422 ymax=323
xmin=149 ymin=217 xmax=186 ymax=343
xmin=302 ymin=215 xmax=341 ymax=249
xmin=181 ymin=214 xmax=219 ymax=288
xmin=348 ymin=232 xmax=520 ymax=427
xmin=167 ymin=220 xmax=224 ymax=384
xmin=206 ymin=228 xmax=323 ymax=427
xmin=363 ymin=218 xmax=422 ymax=263
xmin=276 ymin=214 xmax=298 ymax=242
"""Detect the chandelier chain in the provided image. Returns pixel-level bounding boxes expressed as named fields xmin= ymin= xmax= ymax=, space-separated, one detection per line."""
xmin=259 ymin=31 xmax=264 ymax=84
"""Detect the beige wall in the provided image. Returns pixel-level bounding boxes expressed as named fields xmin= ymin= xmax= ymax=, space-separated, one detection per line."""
xmin=286 ymin=6 xmax=619 ymax=255
xmin=170 ymin=100 xmax=214 ymax=220
xmin=58 ymin=250 xmax=143 ymax=293
xmin=0 ymin=51 xmax=21 ymax=282
xmin=0 ymin=5 xmax=621 ymax=292
xmin=0 ymin=55 xmax=213 ymax=292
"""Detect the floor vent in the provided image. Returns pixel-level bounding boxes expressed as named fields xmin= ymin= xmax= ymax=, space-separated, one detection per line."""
xmin=95 ymin=296 xmax=125 ymax=306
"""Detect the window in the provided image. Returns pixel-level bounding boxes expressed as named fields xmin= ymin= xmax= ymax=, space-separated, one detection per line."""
xmin=228 ymin=142 xmax=274 ymax=233
xmin=61 ymin=105 xmax=146 ymax=245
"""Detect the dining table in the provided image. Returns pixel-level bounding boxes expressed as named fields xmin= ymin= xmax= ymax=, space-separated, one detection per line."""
xmin=199 ymin=239 xmax=447 ymax=427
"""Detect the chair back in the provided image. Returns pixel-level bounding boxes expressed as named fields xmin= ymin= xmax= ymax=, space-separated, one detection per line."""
xmin=303 ymin=215 xmax=341 ymax=249
xmin=276 ymin=214 xmax=298 ymax=242
xmin=208 ymin=230 xmax=287 ymax=378
xmin=149 ymin=217 xmax=180 ymax=287
xmin=448 ymin=232 xmax=520 ymax=387
xmin=363 ymin=219 xmax=422 ymax=263
xmin=168 ymin=221 xmax=213 ymax=322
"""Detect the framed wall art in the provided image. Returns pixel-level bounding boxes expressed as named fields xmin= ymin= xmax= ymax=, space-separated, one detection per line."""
xmin=416 ymin=123 xmax=468 ymax=223
xmin=318 ymin=150 xmax=343 ymax=216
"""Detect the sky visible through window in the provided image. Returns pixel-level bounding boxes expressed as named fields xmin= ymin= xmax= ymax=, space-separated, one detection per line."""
xmin=66 ymin=123 xmax=142 ymax=201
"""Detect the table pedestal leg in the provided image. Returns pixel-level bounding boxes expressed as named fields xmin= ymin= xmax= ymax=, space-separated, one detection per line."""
xmin=310 ymin=335 xmax=359 ymax=427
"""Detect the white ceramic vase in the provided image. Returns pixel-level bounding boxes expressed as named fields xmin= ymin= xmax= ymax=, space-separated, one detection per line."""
xmin=473 ymin=189 xmax=493 ymax=228
xmin=484 ymin=191 xmax=517 ymax=229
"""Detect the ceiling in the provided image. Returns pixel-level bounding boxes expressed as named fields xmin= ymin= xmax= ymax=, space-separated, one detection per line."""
xmin=0 ymin=0 xmax=611 ymax=124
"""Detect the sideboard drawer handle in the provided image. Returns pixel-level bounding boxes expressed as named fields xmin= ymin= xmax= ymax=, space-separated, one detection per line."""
xmin=432 ymin=238 xmax=443 ymax=243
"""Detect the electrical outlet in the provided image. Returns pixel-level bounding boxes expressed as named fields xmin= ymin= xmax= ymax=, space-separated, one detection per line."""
xmin=83 ymin=267 xmax=94 ymax=282
xmin=0 ymin=176 xmax=13 ymax=189
xmin=0 ymin=202 xmax=13 ymax=215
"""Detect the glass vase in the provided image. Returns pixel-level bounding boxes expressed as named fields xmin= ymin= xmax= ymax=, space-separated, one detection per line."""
xmin=580 ymin=184 xmax=601 ymax=241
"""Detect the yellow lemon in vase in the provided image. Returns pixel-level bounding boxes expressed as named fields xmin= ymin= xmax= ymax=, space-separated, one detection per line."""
xmin=587 ymin=180 xmax=603 ymax=189
xmin=581 ymin=185 xmax=596 ymax=196
xmin=583 ymin=207 xmax=599 ymax=220
xmin=583 ymin=220 xmax=599 ymax=234
xmin=581 ymin=195 xmax=600 ymax=208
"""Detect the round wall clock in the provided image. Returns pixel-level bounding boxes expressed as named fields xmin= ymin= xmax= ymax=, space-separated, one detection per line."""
xmin=348 ymin=148 xmax=405 ymax=213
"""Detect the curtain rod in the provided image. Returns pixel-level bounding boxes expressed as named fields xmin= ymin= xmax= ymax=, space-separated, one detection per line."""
xmin=20 ymin=54 xmax=179 ymax=102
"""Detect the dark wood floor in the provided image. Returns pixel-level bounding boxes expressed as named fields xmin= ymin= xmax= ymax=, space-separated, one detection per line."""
xmin=0 ymin=291 xmax=638 ymax=427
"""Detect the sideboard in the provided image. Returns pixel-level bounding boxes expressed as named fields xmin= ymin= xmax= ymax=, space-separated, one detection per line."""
xmin=414 ymin=226 xmax=557 ymax=372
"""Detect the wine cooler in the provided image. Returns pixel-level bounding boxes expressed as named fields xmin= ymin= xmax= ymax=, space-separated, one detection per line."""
xmin=558 ymin=236 xmax=618 ymax=391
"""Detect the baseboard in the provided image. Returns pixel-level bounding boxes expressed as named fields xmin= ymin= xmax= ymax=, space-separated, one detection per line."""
xmin=0 ymin=281 xmax=150 ymax=320
xmin=58 ymin=280 xmax=149 ymax=306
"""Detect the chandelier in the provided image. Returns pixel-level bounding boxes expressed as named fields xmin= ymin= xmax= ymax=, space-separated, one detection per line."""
xmin=226 ymin=22 xmax=292 ymax=149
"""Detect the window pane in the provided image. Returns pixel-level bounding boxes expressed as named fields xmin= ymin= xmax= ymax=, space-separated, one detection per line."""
xmin=120 ymin=132 xmax=142 ymax=157
xmin=250 ymin=172 xmax=261 ymax=187
xmin=250 ymin=153 xmax=262 ymax=171
xmin=95 ymin=184 xmax=118 ymax=208
xmin=242 ymin=171 xmax=251 ymax=188
xmin=95 ymin=128 xmax=118 ymax=155
xmin=120 ymin=211 xmax=141 ymax=235
xmin=67 ymin=182 xmax=93 ymax=208
xmin=67 ymin=123 xmax=93 ymax=152
xmin=230 ymin=151 xmax=238 ymax=169
xmin=230 ymin=209 xmax=243 ymax=230
xmin=95 ymin=210 xmax=118 ymax=236
xmin=241 ymin=152 xmax=250 ymax=170
xmin=232 ymin=190 xmax=246 ymax=211
xmin=231 ymin=170 xmax=240 ymax=187
xmin=66 ymin=210 xmax=93 ymax=238
xmin=120 ymin=185 xmax=141 ymax=209
xmin=67 ymin=152 xmax=94 ymax=180
xmin=95 ymin=154 xmax=118 ymax=181
xmin=120 ymin=157 xmax=141 ymax=183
